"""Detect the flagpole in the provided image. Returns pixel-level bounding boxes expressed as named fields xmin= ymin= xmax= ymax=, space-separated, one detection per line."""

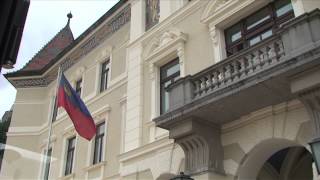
xmin=43 ymin=65 xmax=62 ymax=179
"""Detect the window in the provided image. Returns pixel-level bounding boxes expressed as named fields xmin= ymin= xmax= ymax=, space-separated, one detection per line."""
xmin=225 ymin=0 xmax=294 ymax=56
xmin=65 ymin=137 xmax=75 ymax=175
xmin=93 ymin=122 xmax=105 ymax=164
xmin=43 ymin=147 xmax=52 ymax=180
xmin=160 ymin=58 xmax=180 ymax=114
xmin=75 ymin=79 xmax=82 ymax=96
xmin=100 ymin=60 xmax=110 ymax=92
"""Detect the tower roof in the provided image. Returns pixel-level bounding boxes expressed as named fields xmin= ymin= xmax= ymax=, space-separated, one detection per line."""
xmin=8 ymin=16 xmax=74 ymax=74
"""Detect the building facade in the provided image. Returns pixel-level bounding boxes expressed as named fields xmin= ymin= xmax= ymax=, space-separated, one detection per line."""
xmin=2 ymin=0 xmax=320 ymax=179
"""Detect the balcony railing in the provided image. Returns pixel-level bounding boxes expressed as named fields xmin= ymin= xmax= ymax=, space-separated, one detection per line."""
xmin=155 ymin=9 xmax=320 ymax=128
xmin=192 ymin=36 xmax=285 ymax=99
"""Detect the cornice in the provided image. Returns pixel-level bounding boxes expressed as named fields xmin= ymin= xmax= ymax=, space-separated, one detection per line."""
xmin=7 ymin=2 xmax=131 ymax=88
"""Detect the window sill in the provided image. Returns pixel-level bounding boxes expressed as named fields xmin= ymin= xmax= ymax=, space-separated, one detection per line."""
xmin=59 ymin=173 xmax=75 ymax=180
xmin=84 ymin=161 xmax=106 ymax=172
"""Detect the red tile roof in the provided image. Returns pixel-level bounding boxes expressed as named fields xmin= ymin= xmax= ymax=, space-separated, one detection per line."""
xmin=19 ymin=23 xmax=74 ymax=72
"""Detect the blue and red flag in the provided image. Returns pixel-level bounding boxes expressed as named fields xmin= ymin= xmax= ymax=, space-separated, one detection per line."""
xmin=57 ymin=73 xmax=96 ymax=140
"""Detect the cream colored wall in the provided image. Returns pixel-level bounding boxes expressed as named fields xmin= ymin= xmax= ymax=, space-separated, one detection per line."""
xmin=4 ymin=0 xmax=320 ymax=180
xmin=10 ymin=87 xmax=50 ymax=127
xmin=2 ymin=8 xmax=129 ymax=179
xmin=1 ymin=135 xmax=40 ymax=179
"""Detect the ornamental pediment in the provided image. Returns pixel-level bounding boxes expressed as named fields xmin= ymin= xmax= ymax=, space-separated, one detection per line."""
xmin=143 ymin=29 xmax=187 ymax=61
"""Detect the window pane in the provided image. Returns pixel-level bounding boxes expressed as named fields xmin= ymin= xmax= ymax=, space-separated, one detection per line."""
xmin=261 ymin=29 xmax=273 ymax=39
xmin=65 ymin=137 xmax=75 ymax=175
xmin=225 ymin=23 xmax=242 ymax=45
xmin=275 ymin=0 xmax=293 ymax=17
xmin=249 ymin=36 xmax=261 ymax=46
xmin=100 ymin=61 xmax=109 ymax=92
xmin=75 ymin=79 xmax=82 ymax=96
xmin=249 ymin=29 xmax=273 ymax=46
xmin=93 ymin=122 xmax=105 ymax=164
xmin=166 ymin=63 xmax=180 ymax=77
xmin=160 ymin=59 xmax=180 ymax=114
xmin=246 ymin=7 xmax=271 ymax=30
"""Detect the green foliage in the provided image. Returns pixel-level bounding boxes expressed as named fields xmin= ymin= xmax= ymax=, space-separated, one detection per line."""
xmin=0 ymin=120 xmax=10 ymax=144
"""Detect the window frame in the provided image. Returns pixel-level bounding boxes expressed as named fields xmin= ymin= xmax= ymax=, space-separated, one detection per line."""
xmin=75 ymin=78 xmax=82 ymax=97
xmin=100 ymin=60 xmax=110 ymax=93
xmin=93 ymin=122 xmax=105 ymax=165
xmin=224 ymin=0 xmax=294 ymax=56
xmin=64 ymin=136 xmax=76 ymax=176
xmin=160 ymin=58 xmax=180 ymax=114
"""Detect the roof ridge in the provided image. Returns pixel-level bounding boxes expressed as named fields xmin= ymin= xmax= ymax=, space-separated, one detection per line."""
xmin=20 ymin=23 xmax=74 ymax=71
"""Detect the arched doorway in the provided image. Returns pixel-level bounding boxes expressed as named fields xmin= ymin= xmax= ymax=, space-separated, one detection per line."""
xmin=237 ymin=139 xmax=314 ymax=180
xmin=257 ymin=146 xmax=313 ymax=180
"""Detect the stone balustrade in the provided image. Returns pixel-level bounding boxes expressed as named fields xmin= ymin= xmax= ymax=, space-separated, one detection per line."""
xmin=192 ymin=36 xmax=285 ymax=99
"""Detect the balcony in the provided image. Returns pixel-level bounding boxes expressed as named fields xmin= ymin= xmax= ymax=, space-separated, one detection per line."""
xmin=153 ymin=9 xmax=320 ymax=175
xmin=154 ymin=9 xmax=320 ymax=129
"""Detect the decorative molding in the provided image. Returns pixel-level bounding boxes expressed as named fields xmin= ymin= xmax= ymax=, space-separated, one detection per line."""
xmin=200 ymin=0 xmax=234 ymax=24
xmin=119 ymin=138 xmax=174 ymax=163
xmin=144 ymin=29 xmax=188 ymax=61
xmin=96 ymin=46 xmax=113 ymax=63
xmin=298 ymin=87 xmax=320 ymax=137
xmin=83 ymin=161 xmax=106 ymax=171
xmin=10 ymin=4 xmax=131 ymax=88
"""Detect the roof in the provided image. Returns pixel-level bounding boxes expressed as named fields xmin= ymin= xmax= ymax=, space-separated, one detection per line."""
xmin=5 ymin=0 xmax=128 ymax=78
xmin=15 ymin=22 xmax=74 ymax=72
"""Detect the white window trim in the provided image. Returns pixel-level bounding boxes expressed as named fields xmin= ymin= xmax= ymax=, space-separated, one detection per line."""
xmin=71 ymin=66 xmax=86 ymax=98
xmin=143 ymin=29 xmax=187 ymax=141
xmin=95 ymin=46 xmax=113 ymax=96
xmin=84 ymin=111 xmax=109 ymax=179
xmin=145 ymin=29 xmax=187 ymax=119
xmin=59 ymin=129 xmax=78 ymax=178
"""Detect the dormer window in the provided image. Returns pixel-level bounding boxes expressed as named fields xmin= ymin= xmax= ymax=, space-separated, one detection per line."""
xmin=225 ymin=0 xmax=294 ymax=56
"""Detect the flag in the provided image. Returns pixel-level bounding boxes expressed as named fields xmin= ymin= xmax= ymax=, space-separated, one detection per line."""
xmin=57 ymin=73 xmax=96 ymax=140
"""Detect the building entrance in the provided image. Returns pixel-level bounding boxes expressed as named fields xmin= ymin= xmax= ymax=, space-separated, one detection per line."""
xmin=257 ymin=146 xmax=313 ymax=180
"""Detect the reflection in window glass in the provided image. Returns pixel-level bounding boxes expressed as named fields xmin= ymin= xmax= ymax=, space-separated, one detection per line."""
xmin=225 ymin=23 xmax=242 ymax=45
xmin=160 ymin=59 xmax=180 ymax=114
xmin=246 ymin=8 xmax=270 ymax=30
xmin=249 ymin=29 xmax=273 ymax=46
xmin=275 ymin=0 xmax=293 ymax=17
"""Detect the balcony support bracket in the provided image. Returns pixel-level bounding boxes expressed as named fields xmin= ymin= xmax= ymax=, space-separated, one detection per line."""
xmin=169 ymin=117 xmax=225 ymax=175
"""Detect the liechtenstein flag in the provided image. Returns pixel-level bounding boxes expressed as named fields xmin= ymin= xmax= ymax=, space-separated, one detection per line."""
xmin=57 ymin=73 xmax=96 ymax=140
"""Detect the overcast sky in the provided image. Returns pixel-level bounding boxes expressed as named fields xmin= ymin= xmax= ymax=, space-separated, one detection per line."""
xmin=0 ymin=0 xmax=119 ymax=119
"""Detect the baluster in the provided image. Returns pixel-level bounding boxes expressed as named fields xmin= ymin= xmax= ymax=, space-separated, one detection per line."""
xmin=260 ymin=46 xmax=268 ymax=67
xmin=194 ymin=80 xmax=201 ymax=97
xmin=239 ymin=58 xmax=246 ymax=77
xmin=246 ymin=54 xmax=254 ymax=74
xmin=219 ymin=68 xmax=225 ymax=86
xmin=252 ymin=50 xmax=261 ymax=71
xmin=268 ymin=42 xmax=277 ymax=64
xmin=200 ymin=77 xmax=207 ymax=94
xmin=206 ymin=73 xmax=213 ymax=91
xmin=232 ymin=61 xmax=240 ymax=81
xmin=213 ymin=71 xmax=219 ymax=89
xmin=225 ymin=64 xmax=232 ymax=84
xmin=276 ymin=40 xmax=285 ymax=59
